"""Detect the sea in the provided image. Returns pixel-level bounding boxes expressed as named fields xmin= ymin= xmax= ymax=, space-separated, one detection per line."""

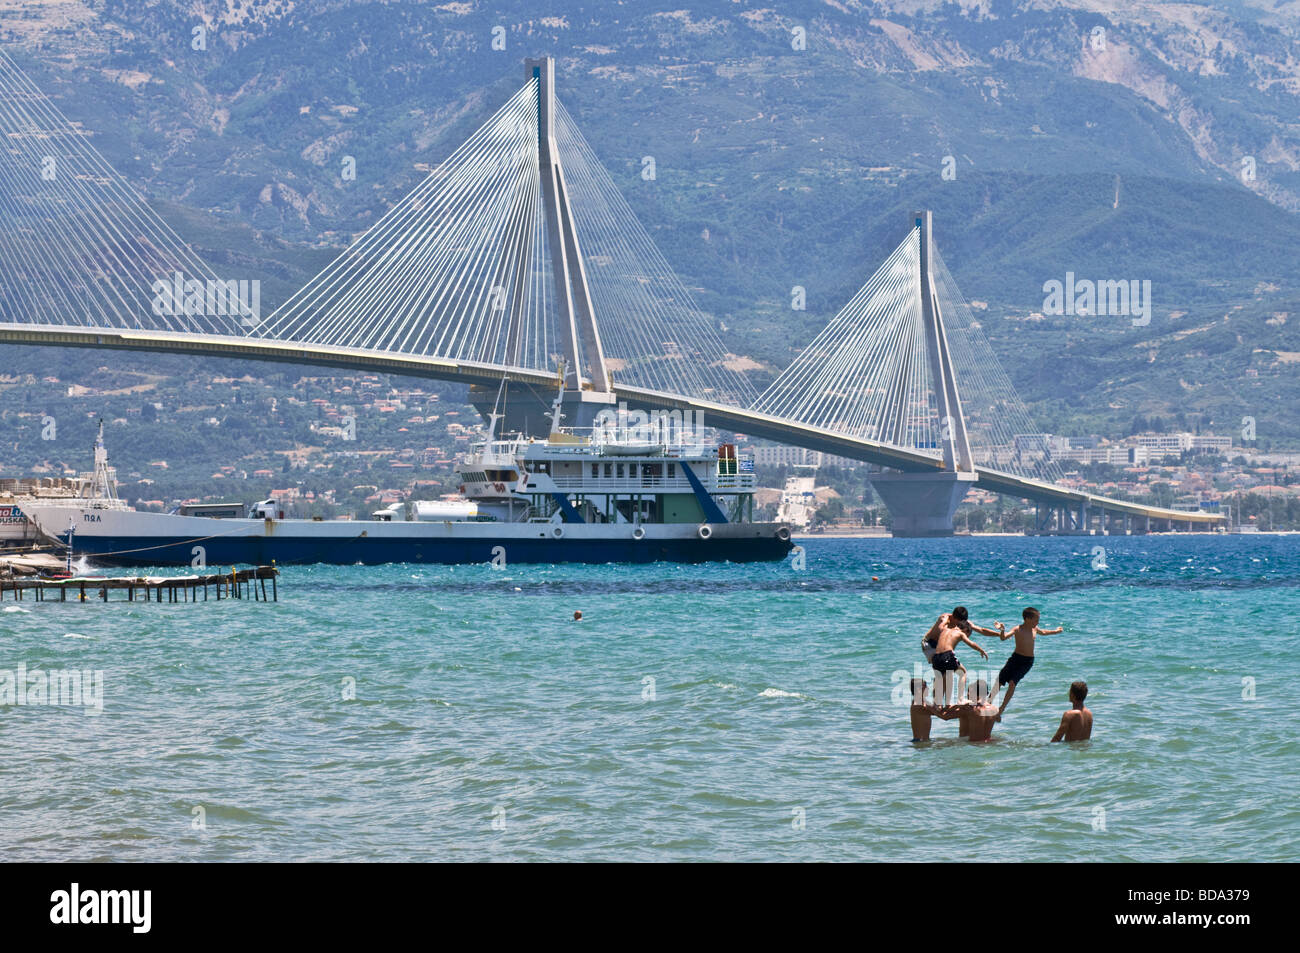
xmin=1 ymin=534 xmax=1295 ymax=862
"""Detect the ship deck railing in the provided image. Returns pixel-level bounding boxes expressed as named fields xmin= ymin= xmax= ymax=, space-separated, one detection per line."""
xmin=549 ymin=474 xmax=756 ymax=494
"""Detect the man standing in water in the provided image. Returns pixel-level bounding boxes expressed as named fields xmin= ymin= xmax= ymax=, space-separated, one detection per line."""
xmin=935 ymin=679 xmax=999 ymax=742
xmin=1051 ymin=681 xmax=1093 ymax=741
xmin=987 ymin=606 xmax=1064 ymax=716
xmin=908 ymin=678 xmax=939 ymax=742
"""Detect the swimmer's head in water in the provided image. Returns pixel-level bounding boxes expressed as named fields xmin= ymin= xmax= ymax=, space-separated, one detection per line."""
xmin=909 ymin=678 xmax=927 ymax=704
xmin=1022 ymin=606 xmax=1040 ymax=623
xmin=969 ymin=679 xmax=990 ymax=704
xmin=951 ymin=606 xmax=969 ymax=623
xmin=573 ymin=610 xmax=582 ymax=621
xmin=1070 ymin=680 xmax=1088 ymax=703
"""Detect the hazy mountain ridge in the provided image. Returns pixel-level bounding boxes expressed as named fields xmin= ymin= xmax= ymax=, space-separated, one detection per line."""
xmin=15 ymin=0 xmax=1297 ymax=224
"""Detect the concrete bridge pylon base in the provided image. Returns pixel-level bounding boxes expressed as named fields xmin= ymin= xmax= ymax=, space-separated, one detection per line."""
xmin=469 ymin=384 xmax=618 ymax=438
xmin=869 ymin=470 xmax=976 ymax=537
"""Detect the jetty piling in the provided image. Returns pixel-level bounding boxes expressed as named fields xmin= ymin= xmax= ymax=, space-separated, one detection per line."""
xmin=0 ymin=565 xmax=279 ymax=603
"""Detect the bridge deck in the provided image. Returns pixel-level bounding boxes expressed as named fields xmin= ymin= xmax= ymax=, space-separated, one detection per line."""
xmin=0 ymin=325 xmax=1223 ymax=527
xmin=621 ymin=387 xmax=1223 ymax=526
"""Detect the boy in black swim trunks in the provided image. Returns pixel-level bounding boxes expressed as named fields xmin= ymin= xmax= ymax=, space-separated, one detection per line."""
xmin=987 ymin=606 xmax=1063 ymax=716
xmin=930 ymin=618 xmax=989 ymax=705
xmin=921 ymin=606 xmax=1005 ymax=662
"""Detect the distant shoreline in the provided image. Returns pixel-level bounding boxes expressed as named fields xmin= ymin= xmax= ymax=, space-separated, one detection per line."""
xmin=793 ymin=530 xmax=1295 ymax=539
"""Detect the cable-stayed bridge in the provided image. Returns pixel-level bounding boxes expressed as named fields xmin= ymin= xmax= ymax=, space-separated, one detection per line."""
xmin=0 ymin=52 xmax=1221 ymax=535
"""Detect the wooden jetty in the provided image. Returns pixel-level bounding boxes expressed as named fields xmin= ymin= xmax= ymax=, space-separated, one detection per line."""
xmin=0 ymin=566 xmax=279 ymax=603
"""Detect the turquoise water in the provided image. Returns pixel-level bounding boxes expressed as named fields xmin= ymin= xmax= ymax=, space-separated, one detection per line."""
xmin=1 ymin=535 xmax=1296 ymax=861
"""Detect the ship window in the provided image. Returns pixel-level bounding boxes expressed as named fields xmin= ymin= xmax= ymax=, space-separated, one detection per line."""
xmin=604 ymin=463 xmax=613 ymax=478
xmin=591 ymin=464 xmax=599 ymax=478
xmin=616 ymin=463 xmax=624 ymax=479
xmin=668 ymin=463 xmax=676 ymax=478
xmin=629 ymin=463 xmax=637 ymax=477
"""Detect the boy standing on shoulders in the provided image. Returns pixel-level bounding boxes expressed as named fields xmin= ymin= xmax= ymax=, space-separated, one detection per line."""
xmin=1051 ymin=681 xmax=1093 ymax=742
xmin=930 ymin=619 xmax=989 ymax=706
xmin=921 ymin=606 xmax=1004 ymax=662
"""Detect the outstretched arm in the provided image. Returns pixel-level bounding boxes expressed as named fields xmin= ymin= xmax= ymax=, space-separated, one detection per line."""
xmin=1036 ymin=625 xmax=1064 ymax=636
xmin=971 ymin=621 xmax=1008 ymax=639
xmin=958 ymin=631 xmax=989 ymax=659
xmin=1051 ymin=711 xmax=1073 ymax=742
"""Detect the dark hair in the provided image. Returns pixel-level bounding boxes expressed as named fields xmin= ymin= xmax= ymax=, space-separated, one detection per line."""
xmin=910 ymin=678 xmax=927 ymax=704
xmin=970 ymin=679 xmax=990 ymax=703
xmin=951 ymin=606 xmax=969 ymax=622
xmin=958 ymin=620 xmax=972 ymax=634
xmin=1022 ymin=606 xmax=1040 ymax=621
xmin=1070 ymin=680 xmax=1088 ymax=702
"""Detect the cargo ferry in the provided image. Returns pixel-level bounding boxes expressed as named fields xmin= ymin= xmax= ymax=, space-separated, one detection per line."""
xmin=0 ymin=424 xmax=131 ymax=552
xmin=24 ymin=419 xmax=793 ymax=567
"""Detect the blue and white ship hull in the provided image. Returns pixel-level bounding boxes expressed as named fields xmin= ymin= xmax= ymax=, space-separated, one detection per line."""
xmin=21 ymin=417 xmax=794 ymax=567
xmin=29 ymin=505 xmax=793 ymax=567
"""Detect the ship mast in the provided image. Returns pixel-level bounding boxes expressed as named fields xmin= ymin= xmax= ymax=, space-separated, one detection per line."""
xmin=87 ymin=419 xmax=118 ymax=501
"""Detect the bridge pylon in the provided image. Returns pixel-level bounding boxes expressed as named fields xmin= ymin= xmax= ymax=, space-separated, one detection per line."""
xmin=868 ymin=211 xmax=976 ymax=537
xmin=477 ymin=58 xmax=616 ymax=433
xmin=524 ymin=56 xmax=616 ymax=431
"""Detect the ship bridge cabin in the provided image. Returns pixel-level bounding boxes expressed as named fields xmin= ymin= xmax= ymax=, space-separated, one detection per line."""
xmin=513 ymin=436 xmax=756 ymax=526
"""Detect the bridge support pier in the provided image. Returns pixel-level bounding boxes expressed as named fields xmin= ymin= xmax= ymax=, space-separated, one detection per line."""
xmin=468 ymin=383 xmax=556 ymax=437
xmin=1030 ymin=499 xmax=1099 ymax=535
xmin=869 ymin=470 xmax=976 ymax=537
xmin=558 ymin=389 xmax=619 ymax=431
xmin=469 ymin=385 xmax=619 ymax=437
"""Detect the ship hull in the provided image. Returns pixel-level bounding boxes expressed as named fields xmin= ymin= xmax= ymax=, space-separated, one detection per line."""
xmin=27 ymin=506 xmax=793 ymax=567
